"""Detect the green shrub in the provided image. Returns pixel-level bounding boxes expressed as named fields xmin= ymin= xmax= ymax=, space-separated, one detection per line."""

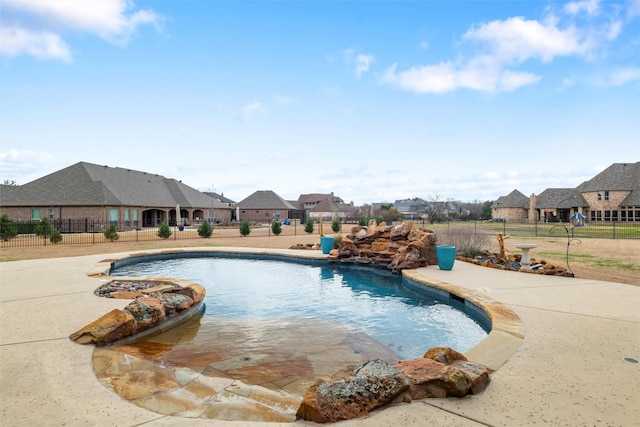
xmin=271 ymin=221 xmax=282 ymax=235
xmin=34 ymin=218 xmax=52 ymax=238
xmin=157 ymin=221 xmax=172 ymax=239
xmin=331 ymin=218 xmax=341 ymax=233
xmin=0 ymin=214 xmax=17 ymax=241
xmin=197 ymin=221 xmax=213 ymax=238
xmin=358 ymin=217 xmax=368 ymax=226
xmin=49 ymin=229 xmax=62 ymax=244
xmin=103 ymin=224 xmax=119 ymax=241
xmin=239 ymin=220 xmax=251 ymax=236
xmin=304 ymin=218 xmax=315 ymax=234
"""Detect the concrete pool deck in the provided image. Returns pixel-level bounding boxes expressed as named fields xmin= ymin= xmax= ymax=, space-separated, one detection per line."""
xmin=1 ymin=247 xmax=638 ymax=426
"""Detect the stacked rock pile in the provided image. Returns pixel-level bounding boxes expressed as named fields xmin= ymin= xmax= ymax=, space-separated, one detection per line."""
xmin=326 ymin=220 xmax=437 ymax=272
xmin=70 ymin=280 xmax=205 ymax=345
xmin=297 ymin=347 xmax=491 ymax=423
xmin=460 ymin=251 xmax=573 ymax=277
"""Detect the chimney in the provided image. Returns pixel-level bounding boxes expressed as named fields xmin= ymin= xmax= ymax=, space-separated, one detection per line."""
xmin=529 ymin=194 xmax=538 ymax=221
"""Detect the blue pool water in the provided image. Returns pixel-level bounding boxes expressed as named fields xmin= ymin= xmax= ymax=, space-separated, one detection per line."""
xmin=112 ymin=256 xmax=488 ymax=359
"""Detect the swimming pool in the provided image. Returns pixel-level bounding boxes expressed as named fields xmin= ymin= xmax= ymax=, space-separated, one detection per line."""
xmin=111 ymin=255 xmax=488 ymax=359
xmin=97 ymin=253 xmax=491 ymax=421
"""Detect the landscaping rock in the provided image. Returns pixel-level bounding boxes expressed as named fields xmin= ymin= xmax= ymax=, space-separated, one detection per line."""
xmin=126 ymin=296 xmax=166 ymax=330
xmin=326 ymin=221 xmax=438 ymax=272
xmin=296 ymin=360 xmax=408 ymax=423
xmin=395 ymin=357 xmax=491 ymax=400
xmin=69 ymin=309 xmax=136 ymax=345
xmin=154 ymin=293 xmax=193 ymax=315
xmin=423 ymin=346 xmax=468 ymax=365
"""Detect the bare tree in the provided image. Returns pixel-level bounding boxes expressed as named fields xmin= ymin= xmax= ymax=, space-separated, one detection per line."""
xmin=424 ymin=193 xmax=447 ymax=223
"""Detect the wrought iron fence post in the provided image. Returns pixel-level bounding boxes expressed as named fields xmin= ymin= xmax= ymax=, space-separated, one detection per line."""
xmin=613 ymin=221 xmax=616 ymax=239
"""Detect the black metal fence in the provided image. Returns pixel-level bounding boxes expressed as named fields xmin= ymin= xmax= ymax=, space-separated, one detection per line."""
xmin=1 ymin=218 xmax=638 ymax=249
xmin=0 ymin=219 xmax=315 ymax=248
xmin=425 ymin=219 xmax=639 ymax=240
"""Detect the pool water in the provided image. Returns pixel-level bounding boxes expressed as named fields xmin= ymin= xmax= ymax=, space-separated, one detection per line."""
xmin=112 ymin=257 xmax=487 ymax=359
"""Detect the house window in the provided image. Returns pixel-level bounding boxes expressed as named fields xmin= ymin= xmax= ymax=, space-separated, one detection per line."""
xmin=612 ymin=211 xmax=618 ymax=221
xmin=31 ymin=209 xmax=41 ymax=220
xmin=49 ymin=208 xmax=54 ymax=220
xmin=133 ymin=209 xmax=139 ymax=227
xmin=621 ymin=210 xmax=627 ymax=221
xmin=109 ymin=209 xmax=118 ymax=227
xmin=591 ymin=210 xmax=602 ymax=221
xmin=604 ymin=191 xmax=610 ymax=201
xmin=604 ymin=210 xmax=611 ymax=221
xmin=124 ymin=209 xmax=130 ymax=227
xmin=597 ymin=192 xmax=602 ymax=201
xmin=635 ymin=210 xmax=640 ymax=221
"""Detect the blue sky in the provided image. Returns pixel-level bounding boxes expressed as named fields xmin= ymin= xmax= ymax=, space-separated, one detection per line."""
xmin=1 ymin=0 xmax=639 ymax=205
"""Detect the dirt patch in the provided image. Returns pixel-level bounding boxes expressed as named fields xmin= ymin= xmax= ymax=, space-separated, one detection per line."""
xmin=2 ymin=227 xmax=638 ymax=286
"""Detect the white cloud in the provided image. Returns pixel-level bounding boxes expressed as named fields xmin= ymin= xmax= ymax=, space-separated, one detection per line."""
xmin=381 ymin=3 xmax=635 ymax=94
xmin=355 ymin=54 xmax=374 ymax=78
xmin=608 ymin=67 xmax=640 ymax=86
xmin=463 ymin=16 xmax=592 ymax=64
xmin=483 ymin=171 xmax=501 ymax=180
xmin=341 ymin=48 xmax=375 ymax=77
xmin=0 ymin=0 xmax=161 ymax=60
xmin=0 ymin=149 xmax=53 ymax=182
xmin=242 ymin=102 xmax=265 ymax=120
xmin=0 ymin=26 xmax=71 ymax=61
xmin=381 ymin=60 xmax=540 ymax=94
xmin=563 ymin=0 xmax=601 ymax=17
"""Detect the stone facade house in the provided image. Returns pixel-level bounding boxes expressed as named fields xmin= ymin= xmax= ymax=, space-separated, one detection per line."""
xmin=532 ymin=189 xmax=588 ymax=222
xmin=492 ymin=190 xmax=530 ymax=221
xmin=576 ymin=162 xmax=640 ymax=222
xmin=290 ymin=193 xmax=357 ymax=221
xmin=236 ymin=190 xmax=297 ymax=223
xmin=0 ymin=162 xmax=232 ymax=229
xmin=492 ymin=162 xmax=640 ymax=222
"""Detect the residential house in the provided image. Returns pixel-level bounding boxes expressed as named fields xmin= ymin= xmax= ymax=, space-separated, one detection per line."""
xmin=532 ymin=189 xmax=588 ymax=222
xmin=236 ymin=190 xmax=297 ymax=223
xmin=0 ymin=162 xmax=233 ymax=229
xmin=576 ymin=162 xmax=640 ymax=222
xmin=290 ymin=193 xmax=357 ymax=221
xmin=394 ymin=198 xmax=428 ymax=220
xmin=203 ymin=192 xmax=238 ymax=222
xmin=492 ymin=162 xmax=639 ymax=222
xmin=492 ymin=190 xmax=531 ymax=221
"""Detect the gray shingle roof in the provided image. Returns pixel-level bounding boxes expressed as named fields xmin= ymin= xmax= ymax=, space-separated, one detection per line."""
xmin=237 ymin=190 xmax=297 ymax=210
xmin=492 ymin=189 xmax=529 ymax=209
xmin=0 ymin=162 xmax=229 ymax=209
xmin=536 ymin=189 xmax=588 ymax=209
xmin=577 ymin=162 xmax=639 ymax=192
xmin=577 ymin=162 xmax=639 ymax=207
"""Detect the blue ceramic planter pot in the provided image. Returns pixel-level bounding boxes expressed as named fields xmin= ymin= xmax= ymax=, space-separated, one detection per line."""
xmin=436 ymin=245 xmax=456 ymax=270
xmin=320 ymin=236 xmax=334 ymax=254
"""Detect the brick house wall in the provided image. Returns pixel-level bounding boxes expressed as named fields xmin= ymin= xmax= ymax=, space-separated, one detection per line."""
xmin=238 ymin=209 xmax=288 ymax=223
xmin=581 ymin=190 xmax=633 ymax=221
xmin=493 ymin=207 xmax=528 ymax=221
